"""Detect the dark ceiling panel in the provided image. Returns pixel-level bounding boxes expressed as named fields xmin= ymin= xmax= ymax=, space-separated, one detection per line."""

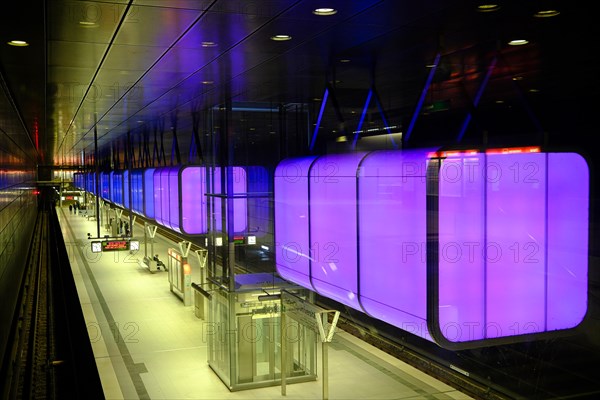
xmin=2 ymin=0 xmax=597 ymax=166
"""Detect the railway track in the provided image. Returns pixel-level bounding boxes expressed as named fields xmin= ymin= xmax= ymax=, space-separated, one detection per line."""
xmin=8 ymin=211 xmax=54 ymax=399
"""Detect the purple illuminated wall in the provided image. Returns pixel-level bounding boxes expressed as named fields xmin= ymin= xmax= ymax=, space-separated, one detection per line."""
xmin=274 ymin=149 xmax=589 ymax=349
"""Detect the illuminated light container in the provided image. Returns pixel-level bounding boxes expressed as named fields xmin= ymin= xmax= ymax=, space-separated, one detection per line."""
xmin=274 ymin=149 xmax=589 ymax=349
xmin=211 ymin=167 xmax=248 ymax=233
xmin=144 ymin=168 xmax=155 ymax=219
xmin=246 ymin=166 xmax=271 ymax=238
xmin=274 ymin=156 xmax=317 ymax=290
xmin=428 ymin=150 xmax=589 ymax=349
xmin=309 ymin=152 xmax=368 ymax=310
xmin=123 ymin=170 xmax=130 ymax=209
xmin=111 ymin=171 xmax=123 ymax=206
xmin=73 ymin=172 xmax=84 ymax=190
xmin=153 ymin=167 xmax=181 ymax=232
xmin=86 ymin=172 xmax=96 ymax=195
xmin=153 ymin=166 xmax=248 ymax=234
xmin=100 ymin=172 xmax=110 ymax=200
xmin=130 ymin=169 xmax=144 ymax=215
xmin=358 ymin=149 xmax=433 ymax=340
xmin=180 ymin=166 xmax=208 ymax=234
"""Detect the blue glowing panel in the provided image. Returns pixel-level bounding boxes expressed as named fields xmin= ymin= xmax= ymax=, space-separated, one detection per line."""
xmin=73 ymin=173 xmax=83 ymax=189
xmin=144 ymin=168 xmax=155 ymax=219
xmin=181 ymin=166 xmax=208 ymax=235
xmin=309 ymin=152 xmax=367 ymax=310
xmin=101 ymin=172 xmax=110 ymax=200
xmin=87 ymin=173 xmax=96 ymax=194
xmin=111 ymin=171 xmax=123 ymax=206
xmin=274 ymin=157 xmax=317 ymax=290
xmin=131 ymin=169 xmax=143 ymax=215
xmin=247 ymin=166 xmax=271 ymax=238
xmin=358 ymin=149 xmax=434 ymax=341
xmin=123 ymin=170 xmax=130 ymax=209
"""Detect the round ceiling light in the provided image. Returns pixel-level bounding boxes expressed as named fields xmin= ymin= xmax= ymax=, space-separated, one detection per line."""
xmin=534 ymin=9 xmax=560 ymax=18
xmin=313 ymin=8 xmax=337 ymax=16
xmin=7 ymin=40 xmax=29 ymax=47
xmin=477 ymin=4 xmax=500 ymax=12
xmin=508 ymin=39 xmax=529 ymax=46
xmin=270 ymin=34 xmax=292 ymax=41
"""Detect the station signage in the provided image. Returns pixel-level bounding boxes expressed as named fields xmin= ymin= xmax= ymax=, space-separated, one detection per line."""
xmin=90 ymin=239 xmax=137 ymax=253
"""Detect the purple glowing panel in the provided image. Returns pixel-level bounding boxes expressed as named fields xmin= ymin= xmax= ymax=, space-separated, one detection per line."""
xmin=274 ymin=157 xmax=317 ymax=290
xmin=546 ymin=153 xmax=588 ymax=330
xmin=486 ymin=152 xmax=547 ymax=338
xmin=309 ymin=153 xmax=367 ymax=310
xmin=212 ymin=167 xmax=247 ymax=233
xmin=436 ymin=151 xmax=588 ymax=344
xmin=168 ymin=167 xmax=181 ymax=233
xmin=153 ymin=169 xmax=165 ymax=227
xmin=144 ymin=168 xmax=155 ymax=219
xmin=358 ymin=149 xmax=433 ymax=341
xmin=438 ymin=154 xmax=486 ymax=341
xmin=181 ymin=167 xmax=208 ymax=234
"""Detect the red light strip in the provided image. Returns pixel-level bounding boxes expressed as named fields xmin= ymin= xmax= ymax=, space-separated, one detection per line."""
xmin=428 ymin=146 xmax=541 ymax=158
xmin=485 ymin=146 xmax=541 ymax=154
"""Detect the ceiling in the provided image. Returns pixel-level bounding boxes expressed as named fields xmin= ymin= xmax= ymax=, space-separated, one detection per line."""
xmin=0 ymin=0 xmax=597 ymax=167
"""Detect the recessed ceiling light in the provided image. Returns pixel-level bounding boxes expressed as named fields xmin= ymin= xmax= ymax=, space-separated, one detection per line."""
xmin=477 ymin=4 xmax=500 ymax=12
xmin=137 ymin=120 xmax=144 ymax=123
xmin=79 ymin=21 xmax=99 ymax=28
xmin=508 ymin=39 xmax=529 ymax=46
xmin=313 ymin=8 xmax=337 ymax=16
xmin=7 ymin=40 xmax=29 ymax=47
xmin=534 ymin=9 xmax=560 ymax=18
xmin=339 ymin=59 xmax=351 ymax=63
xmin=270 ymin=34 xmax=292 ymax=41
xmin=202 ymin=80 xmax=213 ymax=85
xmin=201 ymin=41 xmax=217 ymax=47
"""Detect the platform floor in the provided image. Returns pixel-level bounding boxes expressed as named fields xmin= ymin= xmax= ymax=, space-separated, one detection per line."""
xmin=57 ymin=205 xmax=473 ymax=400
